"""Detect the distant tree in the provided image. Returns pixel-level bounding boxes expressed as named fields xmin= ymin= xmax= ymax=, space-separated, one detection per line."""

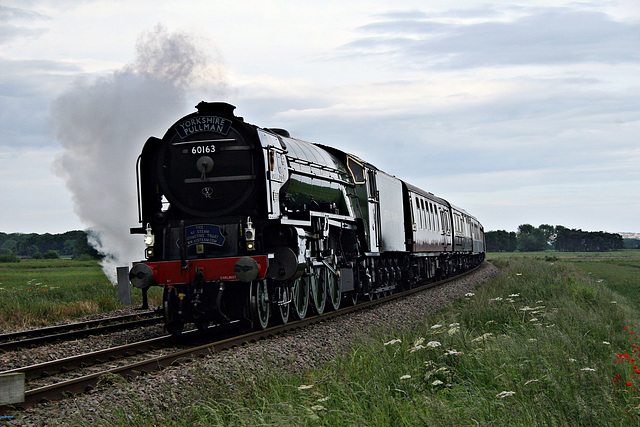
xmin=43 ymin=250 xmax=60 ymax=259
xmin=73 ymin=233 xmax=102 ymax=259
xmin=555 ymin=227 xmax=623 ymax=251
xmin=624 ymin=239 xmax=640 ymax=249
xmin=31 ymin=252 xmax=44 ymax=259
xmin=538 ymin=224 xmax=556 ymax=249
xmin=517 ymin=224 xmax=547 ymax=252
xmin=25 ymin=245 xmax=39 ymax=257
xmin=0 ymin=253 xmax=20 ymax=263
xmin=1 ymin=238 xmax=17 ymax=253
xmin=485 ymin=230 xmax=517 ymax=252
xmin=0 ymin=230 xmax=102 ymax=259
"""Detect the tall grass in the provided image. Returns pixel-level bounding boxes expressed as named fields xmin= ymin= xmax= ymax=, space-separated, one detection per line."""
xmin=68 ymin=257 xmax=640 ymax=426
xmin=0 ymin=259 xmax=160 ymax=330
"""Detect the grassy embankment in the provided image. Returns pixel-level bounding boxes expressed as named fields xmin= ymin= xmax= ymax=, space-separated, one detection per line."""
xmin=90 ymin=251 xmax=640 ymax=425
xmin=0 ymin=259 xmax=160 ymax=331
xmin=3 ymin=252 xmax=640 ymax=424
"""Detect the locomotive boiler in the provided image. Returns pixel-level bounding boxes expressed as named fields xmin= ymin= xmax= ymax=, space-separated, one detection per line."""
xmin=129 ymin=102 xmax=485 ymax=335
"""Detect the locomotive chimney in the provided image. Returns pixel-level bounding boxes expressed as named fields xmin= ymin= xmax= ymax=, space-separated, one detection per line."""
xmin=195 ymin=101 xmax=236 ymax=118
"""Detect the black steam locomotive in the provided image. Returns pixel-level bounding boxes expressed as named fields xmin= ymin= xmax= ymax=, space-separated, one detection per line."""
xmin=129 ymin=102 xmax=484 ymax=335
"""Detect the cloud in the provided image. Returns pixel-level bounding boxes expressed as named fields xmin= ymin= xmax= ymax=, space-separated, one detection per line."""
xmin=346 ymin=6 xmax=640 ymax=68
xmin=0 ymin=5 xmax=49 ymax=43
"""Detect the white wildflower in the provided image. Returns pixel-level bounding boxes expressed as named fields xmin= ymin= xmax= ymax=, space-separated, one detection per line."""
xmin=317 ymin=397 xmax=330 ymax=402
xmin=580 ymin=367 xmax=596 ymax=372
xmin=597 ymin=279 xmax=604 ymax=283
xmin=298 ymin=384 xmax=314 ymax=390
xmin=515 ymin=273 xmax=522 ymax=276
xmin=430 ymin=324 xmax=443 ymax=330
xmin=496 ymin=391 xmax=516 ymax=398
xmin=448 ymin=326 xmax=460 ymax=335
xmin=311 ymin=405 xmax=326 ymax=411
xmin=409 ymin=345 xmax=425 ymax=353
xmin=610 ymin=301 xmax=617 ymax=304
xmin=432 ymin=380 xmax=444 ymax=386
xmin=602 ymin=341 xmax=610 ymax=345
xmin=444 ymin=349 xmax=463 ymax=356
xmin=413 ymin=337 xmax=425 ymax=347
xmin=426 ymin=341 xmax=442 ymax=348
xmin=384 ymin=339 xmax=402 ymax=346
xmin=568 ymin=358 xmax=577 ymax=363
xmin=472 ymin=333 xmax=494 ymax=343
xmin=449 ymin=323 xmax=460 ymax=327
xmin=465 ymin=292 xmax=475 ymax=297
xmin=509 ymin=293 xmax=520 ymax=297
xmin=400 ymin=375 xmax=412 ymax=380
xmin=528 ymin=338 xmax=537 ymax=342
xmin=530 ymin=318 xmax=539 ymax=322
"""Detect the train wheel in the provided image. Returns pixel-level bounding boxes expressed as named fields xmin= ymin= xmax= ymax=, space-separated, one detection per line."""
xmin=166 ymin=320 xmax=184 ymax=336
xmin=292 ymin=276 xmax=309 ymax=320
xmin=249 ymin=280 xmax=270 ymax=330
xmin=326 ymin=268 xmax=341 ymax=311
xmin=276 ymin=286 xmax=290 ymax=325
xmin=195 ymin=321 xmax=209 ymax=331
xmin=348 ymin=290 xmax=358 ymax=306
xmin=163 ymin=286 xmax=183 ymax=336
xmin=310 ymin=269 xmax=326 ymax=315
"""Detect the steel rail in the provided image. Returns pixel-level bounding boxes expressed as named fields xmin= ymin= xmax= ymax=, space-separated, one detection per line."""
xmin=3 ymin=263 xmax=484 ymax=409
xmin=0 ymin=316 xmax=163 ymax=353
xmin=0 ymin=311 xmax=159 ymax=342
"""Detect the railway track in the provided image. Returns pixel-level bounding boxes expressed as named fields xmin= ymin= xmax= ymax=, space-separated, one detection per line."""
xmin=0 ymin=266 xmax=480 ymax=410
xmin=0 ymin=311 xmax=163 ymax=352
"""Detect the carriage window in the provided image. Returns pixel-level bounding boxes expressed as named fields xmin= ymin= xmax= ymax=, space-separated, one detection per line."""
xmin=367 ymin=169 xmax=377 ymax=196
xmin=429 ymin=203 xmax=434 ymax=231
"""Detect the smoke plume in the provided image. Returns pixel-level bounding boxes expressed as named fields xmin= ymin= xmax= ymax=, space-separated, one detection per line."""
xmin=51 ymin=24 xmax=226 ymax=281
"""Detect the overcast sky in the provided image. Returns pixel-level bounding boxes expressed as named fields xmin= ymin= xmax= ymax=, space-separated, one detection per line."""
xmin=1 ymin=0 xmax=639 ymax=240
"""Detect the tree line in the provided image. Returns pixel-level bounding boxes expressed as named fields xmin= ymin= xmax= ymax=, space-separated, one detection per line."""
xmin=486 ymin=224 xmax=625 ymax=252
xmin=0 ymin=230 xmax=101 ymax=262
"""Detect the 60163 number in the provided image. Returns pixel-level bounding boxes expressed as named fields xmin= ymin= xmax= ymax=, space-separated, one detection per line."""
xmin=192 ymin=145 xmax=216 ymax=154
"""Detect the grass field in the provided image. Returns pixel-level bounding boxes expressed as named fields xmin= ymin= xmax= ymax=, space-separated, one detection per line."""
xmin=488 ymin=249 xmax=640 ymax=307
xmin=0 ymin=259 xmax=159 ymax=331
xmin=4 ymin=252 xmax=640 ymax=424
xmin=57 ymin=250 xmax=638 ymax=425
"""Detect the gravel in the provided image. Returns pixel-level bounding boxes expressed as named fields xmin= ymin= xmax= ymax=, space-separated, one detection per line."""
xmin=4 ymin=262 xmax=499 ymax=426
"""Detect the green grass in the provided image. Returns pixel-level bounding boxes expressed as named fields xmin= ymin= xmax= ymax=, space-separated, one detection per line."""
xmin=488 ymin=249 xmax=640 ymax=307
xmin=0 ymin=259 xmax=160 ymax=331
xmin=53 ymin=253 xmax=640 ymax=426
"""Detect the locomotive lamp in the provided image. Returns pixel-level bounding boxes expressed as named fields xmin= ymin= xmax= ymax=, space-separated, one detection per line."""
xmin=144 ymin=224 xmax=155 ymax=258
xmin=245 ymin=216 xmax=256 ymax=251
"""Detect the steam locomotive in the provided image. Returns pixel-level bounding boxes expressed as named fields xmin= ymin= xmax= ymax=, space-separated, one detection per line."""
xmin=129 ymin=102 xmax=485 ymax=335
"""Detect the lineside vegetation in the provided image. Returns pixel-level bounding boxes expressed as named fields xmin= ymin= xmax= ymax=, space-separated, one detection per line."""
xmin=71 ymin=251 xmax=640 ymax=425
xmin=0 ymin=259 xmax=161 ymax=331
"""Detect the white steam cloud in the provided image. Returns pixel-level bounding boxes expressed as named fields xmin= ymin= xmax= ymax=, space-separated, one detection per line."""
xmin=51 ymin=24 xmax=226 ymax=281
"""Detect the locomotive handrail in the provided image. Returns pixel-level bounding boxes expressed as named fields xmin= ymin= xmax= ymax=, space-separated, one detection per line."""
xmin=135 ymin=154 xmax=142 ymax=224
xmin=288 ymin=167 xmax=352 ymax=186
